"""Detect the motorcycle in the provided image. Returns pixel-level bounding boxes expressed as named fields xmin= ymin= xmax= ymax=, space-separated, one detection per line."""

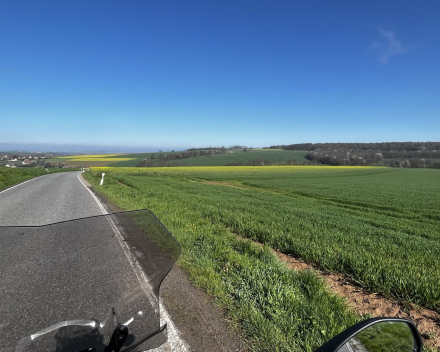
xmin=0 ymin=210 xmax=423 ymax=352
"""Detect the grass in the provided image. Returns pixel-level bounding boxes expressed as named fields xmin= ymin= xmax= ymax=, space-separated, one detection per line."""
xmin=107 ymin=158 xmax=144 ymax=167
xmin=0 ymin=167 xmax=75 ymax=191
xmin=168 ymin=149 xmax=310 ymax=166
xmin=64 ymin=161 xmax=120 ymax=167
xmin=84 ymin=168 xmax=361 ymax=351
xmin=85 ymin=166 xmax=440 ymax=309
xmin=83 ymin=165 xmax=440 ymax=351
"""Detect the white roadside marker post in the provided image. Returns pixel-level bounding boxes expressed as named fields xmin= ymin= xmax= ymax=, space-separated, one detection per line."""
xmin=100 ymin=173 xmax=105 ymax=185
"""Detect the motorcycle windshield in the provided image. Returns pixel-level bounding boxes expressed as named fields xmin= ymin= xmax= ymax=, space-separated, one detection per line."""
xmin=0 ymin=210 xmax=181 ymax=352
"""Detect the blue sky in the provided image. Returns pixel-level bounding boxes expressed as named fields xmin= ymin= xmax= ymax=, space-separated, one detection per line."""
xmin=1 ymin=1 xmax=439 ymax=151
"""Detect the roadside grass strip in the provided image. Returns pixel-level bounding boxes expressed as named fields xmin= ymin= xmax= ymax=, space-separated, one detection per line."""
xmin=0 ymin=168 xmax=47 ymax=191
xmin=0 ymin=168 xmax=75 ymax=192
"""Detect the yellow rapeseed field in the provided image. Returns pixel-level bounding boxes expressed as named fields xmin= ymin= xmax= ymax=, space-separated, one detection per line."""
xmin=59 ymin=154 xmax=124 ymax=159
xmin=90 ymin=165 xmax=381 ymax=177
xmin=66 ymin=158 xmax=136 ymax=162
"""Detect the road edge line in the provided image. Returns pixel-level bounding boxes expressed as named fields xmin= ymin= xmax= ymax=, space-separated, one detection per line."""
xmin=0 ymin=174 xmax=47 ymax=195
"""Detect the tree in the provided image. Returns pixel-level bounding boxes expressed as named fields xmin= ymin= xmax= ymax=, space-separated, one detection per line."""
xmin=137 ymin=159 xmax=150 ymax=167
xmin=374 ymin=153 xmax=383 ymax=164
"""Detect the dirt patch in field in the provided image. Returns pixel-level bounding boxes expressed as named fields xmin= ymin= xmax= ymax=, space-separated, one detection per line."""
xmin=202 ymin=181 xmax=244 ymax=189
xmin=240 ymin=235 xmax=440 ymax=349
xmin=275 ymin=250 xmax=440 ymax=350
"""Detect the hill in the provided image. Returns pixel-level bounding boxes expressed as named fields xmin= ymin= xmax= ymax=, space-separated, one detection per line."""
xmin=45 ymin=149 xmax=310 ymax=167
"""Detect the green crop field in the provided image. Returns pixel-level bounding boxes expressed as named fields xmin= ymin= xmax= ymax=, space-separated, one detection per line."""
xmin=84 ymin=165 xmax=440 ymax=351
xmin=169 ymin=149 xmax=310 ymax=166
xmin=46 ymin=149 xmax=310 ymax=167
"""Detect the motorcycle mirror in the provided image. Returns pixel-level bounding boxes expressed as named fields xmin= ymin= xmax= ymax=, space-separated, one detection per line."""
xmin=313 ymin=318 xmax=423 ymax=352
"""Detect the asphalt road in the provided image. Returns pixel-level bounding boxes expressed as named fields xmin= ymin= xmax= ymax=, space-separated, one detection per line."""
xmin=0 ymin=172 xmax=104 ymax=226
xmin=0 ymin=171 xmax=188 ymax=351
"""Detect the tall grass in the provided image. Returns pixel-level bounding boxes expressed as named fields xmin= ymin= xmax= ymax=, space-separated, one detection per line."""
xmin=0 ymin=167 xmax=71 ymax=191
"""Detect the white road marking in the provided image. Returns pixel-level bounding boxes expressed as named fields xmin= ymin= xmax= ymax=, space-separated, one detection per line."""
xmin=77 ymin=173 xmax=190 ymax=351
xmin=77 ymin=173 xmax=108 ymax=214
xmin=0 ymin=176 xmax=42 ymax=195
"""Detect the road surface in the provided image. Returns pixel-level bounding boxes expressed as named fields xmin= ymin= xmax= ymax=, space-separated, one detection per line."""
xmin=0 ymin=171 xmax=188 ymax=351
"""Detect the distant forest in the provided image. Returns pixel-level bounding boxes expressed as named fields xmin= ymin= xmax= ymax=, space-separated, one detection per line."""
xmin=137 ymin=147 xmax=227 ymax=167
xmin=137 ymin=146 xmax=257 ymax=167
xmin=265 ymin=142 xmax=440 ymax=168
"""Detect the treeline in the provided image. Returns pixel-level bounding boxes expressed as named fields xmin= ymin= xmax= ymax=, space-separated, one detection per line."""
xmin=384 ymin=159 xmax=440 ymax=168
xmin=381 ymin=150 xmax=439 ymax=159
xmin=187 ymin=145 xmax=254 ymax=151
xmin=306 ymin=150 xmax=440 ymax=168
xmin=267 ymin=142 xmax=440 ymax=152
xmin=306 ymin=151 xmax=384 ymax=166
xmin=137 ymin=148 xmax=227 ymax=167
xmin=43 ymin=162 xmax=70 ymax=168
xmin=9 ymin=160 xmax=70 ymax=169
xmin=227 ymin=145 xmax=250 ymax=150
xmin=186 ymin=147 xmax=228 ymax=152
xmin=149 ymin=148 xmax=226 ymax=161
xmin=264 ymin=142 xmax=440 ymax=169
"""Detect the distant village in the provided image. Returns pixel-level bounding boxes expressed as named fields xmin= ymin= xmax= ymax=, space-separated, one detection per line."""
xmin=0 ymin=153 xmax=67 ymax=168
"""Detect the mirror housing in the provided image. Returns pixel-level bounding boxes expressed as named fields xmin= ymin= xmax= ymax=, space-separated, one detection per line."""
xmin=313 ymin=317 xmax=423 ymax=352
